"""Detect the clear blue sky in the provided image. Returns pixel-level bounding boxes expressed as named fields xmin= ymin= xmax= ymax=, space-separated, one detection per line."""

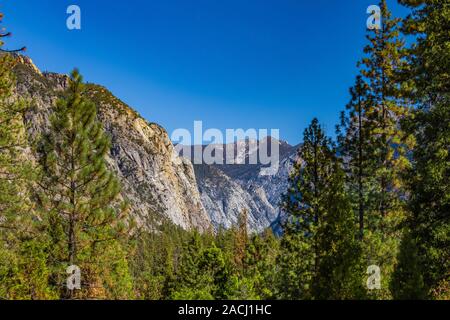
xmin=3 ymin=0 xmax=408 ymax=144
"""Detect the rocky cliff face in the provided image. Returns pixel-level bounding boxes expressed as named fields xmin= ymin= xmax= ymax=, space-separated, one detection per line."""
xmin=191 ymin=138 xmax=299 ymax=232
xmin=13 ymin=55 xmax=212 ymax=232
xmin=12 ymin=55 xmax=298 ymax=234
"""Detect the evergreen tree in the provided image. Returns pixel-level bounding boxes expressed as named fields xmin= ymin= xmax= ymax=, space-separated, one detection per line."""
xmin=338 ymin=0 xmax=414 ymax=298
xmin=339 ymin=0 xmax=412 ymax=228
xmin=337 ymin=75 xmax=374 ymax=240
xmin=396 ymin=0 xmax=450 ymax=300
xmin=313 ymin=162 xmax=366 ymax=299
xmin=243 ymin=229 xmax=278 ymax=299
xmin=198 ymin=243 xmax=235 ymax=300
xmin=36 ymin=69 xmax=133 ymax=299
xmin=171 ymin=231 xmax=211 ymax=299
xmin=131 ymin=221 xmax=189 ymax=300
xmin=359 ymin=0 xmax=411 ymax=221
xmin=233 ymin=209 xmax=249 ymax=270
xmin=0 ymin=14 xmax=31 ymax=242
xmin=391 ymin=232 xmax=426 ymax=299
xmin=279 ymin=118 xmax=364 ymax=299
xmin=278 ymin=118 xmax=334 ymax=299
xmin=0 ymin=13 xmax=26 ymax=54
xmin=0 ymin=13 xmax=53 ymax=300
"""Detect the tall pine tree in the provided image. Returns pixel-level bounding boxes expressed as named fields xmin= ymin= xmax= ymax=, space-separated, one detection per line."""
xmin=338 ymin=0 xmax=414 ymax=298
xmin=279 ymin=118 xmax=364 ymax=299
xmin=395 ymin=0 xmax=450 ymax=300
xmin=337 ymin=75 xmax=374 ymax=240
xmin=37 ymin=69 xmax=133 ymax=299
xmin=0 ymin=13 xmax=53 ymax=300
xmin=313 ymin=161 xmax=366 ymax=299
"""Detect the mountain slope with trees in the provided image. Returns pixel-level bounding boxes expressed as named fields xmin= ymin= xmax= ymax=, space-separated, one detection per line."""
xmin=0 ymin=0 xmax=448 ymax=300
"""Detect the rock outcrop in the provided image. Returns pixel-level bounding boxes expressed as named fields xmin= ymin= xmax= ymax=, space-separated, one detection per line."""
xmin=13 ymin=55 xmax=212 ymax=232
xmin=191 ymin=138 xmax=299 ymax=232
xmin=12 ymin=54 xmax=298 ymax=234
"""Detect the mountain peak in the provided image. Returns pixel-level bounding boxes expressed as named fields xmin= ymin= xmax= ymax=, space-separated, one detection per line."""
xmin=12 ymin=54 xmax=42 ymax=76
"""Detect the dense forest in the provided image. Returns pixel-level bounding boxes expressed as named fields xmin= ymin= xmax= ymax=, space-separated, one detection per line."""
xmin=0 ymin=0 xmax=448 ymax=300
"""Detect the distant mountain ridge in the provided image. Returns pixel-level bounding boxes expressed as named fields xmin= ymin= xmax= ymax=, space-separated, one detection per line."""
xmin=12 ymin=54 xmax=298 ymax=233
xmin=12 ymin=55 xmax=211 ymax=232
xmin=188 ymin=138 xmax=299 ymax=232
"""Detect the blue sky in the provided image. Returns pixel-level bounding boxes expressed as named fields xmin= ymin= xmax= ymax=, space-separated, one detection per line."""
xmin=3 ymin=0 xmax=408 ymax=144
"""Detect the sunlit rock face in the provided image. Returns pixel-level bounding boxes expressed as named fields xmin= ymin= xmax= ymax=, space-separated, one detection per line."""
xmin=13 ymin=55 xmax=212 ymax=232
xmin=191 ymin=138 xmax=299 ymax=232
xmin=13 ymin=54 xmax=299 ymax=234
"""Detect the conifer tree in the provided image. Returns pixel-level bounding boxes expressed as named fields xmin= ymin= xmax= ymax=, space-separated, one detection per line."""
xmin=278 ymin=118 xmax=333 ymax=299
xmin=279 ymin=118 xmax=364 ymax=299
xmin=243 ymin=229 xmax=278 ymax=299
xmin=131 ymin=221 xmax=187 ymax=300
xmin=0 ymin=13 xmax=31 ymax=240
xmin=171 ymin=231 xmax=210 ymax=299
xmin=0 ymin=13 xmax=53 ymax=300
xmin=313 ymin=162 xmax=366 ymax=299
xmin=337 ymin=75 xmax=374 ymax=240
xmin=340 ymin=0 xmax=412 ymax=227
xmin=37 ymin=69 xmax=133 ymax=299
xmin=359 ymin=0 xmax=411 ymax=223
xmin=397 ymin=0 xmax=450 ymax=299
xmin=391 ymin=232 xmax=426 ymax=299
xmin=199 ymin=243 xmax=234 ymax=300
xmin=338 ymin=0 xmax=414 ymax=298
xmin=233 ymin=209 xmax=249 ymax=270
xmin=172 ymin=231 xmax=236 ymax=300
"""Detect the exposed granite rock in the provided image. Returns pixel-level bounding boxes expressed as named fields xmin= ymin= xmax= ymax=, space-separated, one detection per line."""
xmin=191 ymin=138 xmax=299 ymax=232
xmin=12 ymin=54 xmax=299 ymax=234
xmin=12 ymin=55 xmax=212 ymax=232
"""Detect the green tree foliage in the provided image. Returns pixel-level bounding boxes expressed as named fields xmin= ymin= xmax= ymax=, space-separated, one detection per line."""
xmin=0 ymin=0 xmax=448 ymax=301
xmin=279 ymin=118 xmax=365 ymax=299
xmin=242 ymin=229 xmax=278 ymax=299
xmin=0 ymin=14 xmax=54 ymax=300
xmin=170 ymin=231 xmax=238 ymax=300
xmin=339 ymin=0 xmax=412 ymax=230
xmin=278 ymin=119 xmax=332 ymax=299
xmin=395 ymin=0 xmax=450 ymax=300
xmin=36 ymin=70 xmax=133 ymax=299
xmin=0 ymin=20 xmax=31 ymax=247
xmin=359 ymin=0 xmax=411 ymax=220
xmin=391 ymin=232 xmax=426 ymax=299
xmin=337 ymin=75 xmax=373 ymax=240
xmin=338 ymin=0 xmax=415 ymax=299
xmin=131 ymin=220 xmax=280 ymax=301
xmin=313 ymin=163 xmax=366 ymax=299
xmin=132 ymin=221 xmax=186 ymax=300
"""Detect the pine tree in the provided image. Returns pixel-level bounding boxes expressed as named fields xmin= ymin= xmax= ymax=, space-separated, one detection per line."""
xmin=338 ymin=0 xmax=414 ymax=298
xmin=131 ymin=221 xmax=187 ymax=300
xmin=0 ymin=13 xmax=26 ymax=54
xmin=198 ymin=243 xmax=234 ymax=300
xmin=395 ymin=0 xmax=450 ymax=300
xmin=278 ymin=118 xmax=334 ymax=299
xmin=171 ymin=231 xmax=210 ymax=299
xmin=0 ymin=14 xmax=31 ymax=240
xmin=337 ymin=75 xmax=374 ymax=240
xmin=279 ymin=118 xmax=364 ymax=299
xmin=0 ymin=13 xmax=53 ymax=300
xmin=340 ymin=0 xmax=412 ymax=228
xmin=233 ymin=209 xmax=249 ymax=270
xmin=36 ymin=69 xmax=133 ymax=299
xmin=172 ymin=231 xmax=236 ymax=300
xmin=243 ymin=229 xmax=278 ymax=299
xmin=391 ymin=232 xmax=426 ymax=299
xmin=359 ymin=0 xmax=411 ymax=222
xmin=313 ymin=162 xmax=366 ymax=299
